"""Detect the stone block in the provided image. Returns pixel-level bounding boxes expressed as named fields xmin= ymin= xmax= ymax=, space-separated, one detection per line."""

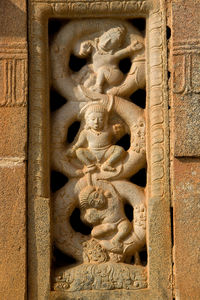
xmin=0 ymin=0 xmax=26 ymax=42
xmin=0 ymin=107 xmax=27 ymax=158
xmin=171 ymin=1 xmax=200 ymax=157
xmin=173 ymin=158 xmax=200 ymax=299
xmin=0 ymin=164 xmax=26 ymax=300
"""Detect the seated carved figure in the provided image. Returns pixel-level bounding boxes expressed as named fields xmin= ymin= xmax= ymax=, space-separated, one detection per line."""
xmin=67 ymin=103 xmax=125 ymax=173
xmin=77 ymin=26 xmax=143 ymax=93
xmin=79 ymin=185 xmax=132 ymax=254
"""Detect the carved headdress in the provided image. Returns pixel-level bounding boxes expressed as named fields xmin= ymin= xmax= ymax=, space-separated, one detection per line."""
xmin=79 ymin=102 xmax=108 ymax=118
xmin=100 ymin=25 xmax=126 ymax=46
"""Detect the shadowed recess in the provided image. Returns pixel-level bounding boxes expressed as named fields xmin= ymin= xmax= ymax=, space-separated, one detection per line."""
xmin=53 ymin=246 xmax=76 ymax=268
xmin=130 ymin=256 xmax=135 ymax=265
xmin=130 ymin=89 xmax=146 ymax=109
xmin=119 ymin=57 xmax=132 ymax=74
xmin=51 ymin=171 xmax=69 ymax=193
xmin=124 ymin=203 xmax=133 ymax=222
xmin=67 ymin=121 xmax=81 ymax=144
xmin=116 ymin=134 xmax=130 ymax=151
xmin=167 ymin=26 xmax=171 ymax=40
xmin=170 ymin=207 xmax=174 ymax=247
xmin=49 ymin=18 xmax=68 ymax=41
xmin=129 ymin=18 xmax=146 ymax=34
xmin=50 ymin=89 xmax=67 ymax=112
xmin=139 ymin=247 xmax=147 ymax=266
xmin=130 ymin=168 xmax=146 ymax=187
xmin=69 ymin=54 xmax=87 ymax=72
xmin=70 ymin=208 xmax=92 ymax=235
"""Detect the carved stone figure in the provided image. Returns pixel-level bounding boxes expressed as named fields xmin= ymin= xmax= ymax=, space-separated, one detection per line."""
xmin=50 ymin=19 xmax=147 ymax=291
xmin=51 ymin=19 xmax=145 ymax=100
xmin=66 ymin=103 xmax=125 ymax=173
xmin=75 ymin=26 xmax=143 ymax=94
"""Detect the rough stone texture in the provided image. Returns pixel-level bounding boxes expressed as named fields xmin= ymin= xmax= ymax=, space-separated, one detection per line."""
xmin=172 ymin=158 xmax=200 ymax=299
xmin=0 ymin=107 xmax=27 ymax=157
xmin=171 ymin=1 xmax=200 ymax=157
xmin=171 ymin=1 xmax=200 ymax=299
xmin=0 ymin=165 xmax=26 ymax=300
xmin=0 ymin=0 xmax=26 ymax=42
xmin=0 ymin=0 xmax=27 ymax=299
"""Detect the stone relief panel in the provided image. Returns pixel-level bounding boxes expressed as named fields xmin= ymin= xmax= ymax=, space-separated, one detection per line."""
xmin=50 ymin=18 xmax=147 ymax=292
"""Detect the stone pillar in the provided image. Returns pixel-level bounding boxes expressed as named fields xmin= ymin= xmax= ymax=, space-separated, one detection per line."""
xmin=0 ymin=1 xmax=27 ymax=299
xmin=170 ymin=0 xmax=200 ymax=299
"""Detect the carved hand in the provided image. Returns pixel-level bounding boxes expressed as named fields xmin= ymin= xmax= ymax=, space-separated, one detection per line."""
xmin=66 ymin=147 xmax=76 ymax=158
xmin=130 ymin=40 xmax=143 ymax=52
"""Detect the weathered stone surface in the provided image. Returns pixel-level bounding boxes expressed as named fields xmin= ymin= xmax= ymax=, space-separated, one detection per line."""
xmin=171 ymin=1 xmax=200 ymax=156
xmin=29 ymin=1 xmax=172 ymax=299
xmin=0 ymin=165 xmax=26 ymax=300
xmin=0 ymin=1 xmax=27 ymax=299
xmin=173 ymin=158 xmax=200 ymax=299
xmin=0 ymin=0 xmax=26 ymax=42
xmin=171 ymin=2 xmax=200 ymax=298
xmin=0 ymin=107 xmax=27 ymax=157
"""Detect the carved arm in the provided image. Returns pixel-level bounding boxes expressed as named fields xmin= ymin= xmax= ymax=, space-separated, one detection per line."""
xmin=114 ymin=41 xmax=143 ymax=60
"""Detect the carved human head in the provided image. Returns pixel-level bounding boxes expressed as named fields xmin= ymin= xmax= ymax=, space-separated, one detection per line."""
xmin=84 ymin=103 xmax=108 ymax=130
xmin=98 ymin=26 xmax=125 ymax=51
xmin=79 ymin=185 xmax=107 ymax=210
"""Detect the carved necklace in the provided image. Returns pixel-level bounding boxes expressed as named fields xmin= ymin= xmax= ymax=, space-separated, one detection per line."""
xmin=91 ymin=128 xmax=103 ymax=136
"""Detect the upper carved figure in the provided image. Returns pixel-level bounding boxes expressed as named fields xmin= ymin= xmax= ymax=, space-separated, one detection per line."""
xmin=51 ymin=19 xmax=146 ymax=100
xmin=74 ymin=26 xmax=143 ymax=93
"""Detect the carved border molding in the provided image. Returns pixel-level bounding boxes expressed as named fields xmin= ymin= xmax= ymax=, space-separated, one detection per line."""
xmin=0 ymin=43 xmax=27 ymax=107
xmin=28 ymin=0 xmax=172 ymax=299
xmin=30 ymin=0 xmax=151 ymax=17
xmin=32 ymin=0 xmax=149 ymax=12
xmin=148 ymin=9 xmax=166 ymax=198
xmin=173 ymin=40 xmax=200 ymax=53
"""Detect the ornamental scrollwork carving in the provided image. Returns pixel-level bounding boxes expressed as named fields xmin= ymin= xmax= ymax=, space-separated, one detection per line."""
xmin=50 ymin=18 xmax=147 ymax=291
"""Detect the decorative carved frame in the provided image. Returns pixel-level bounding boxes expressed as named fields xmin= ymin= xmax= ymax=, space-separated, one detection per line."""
xmin=28 ymin=0 xmax=172 ymax=299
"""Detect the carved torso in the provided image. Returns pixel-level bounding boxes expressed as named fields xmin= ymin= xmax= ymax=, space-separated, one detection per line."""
xmin=83 ymin=128 xmax=112 ymax=150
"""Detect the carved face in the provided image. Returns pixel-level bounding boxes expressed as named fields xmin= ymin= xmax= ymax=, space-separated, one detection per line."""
xmin=86 ymin=112 xmax=106 ymax=130
xmin=88 ymin=190 xmax=107 ymax=209
xmin=98 ymin=33 xmax=118 ymax=51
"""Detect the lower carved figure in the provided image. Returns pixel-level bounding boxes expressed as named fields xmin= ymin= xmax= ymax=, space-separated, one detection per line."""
xmin=79 ymin=185 xmax=133 ymax=255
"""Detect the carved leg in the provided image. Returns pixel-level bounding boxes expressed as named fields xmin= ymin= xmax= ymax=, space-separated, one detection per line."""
xmin=76 ymin=148 xmax=97 ymax=171
xmin=93 ymin=68 xmax=105 ymax=93
xmin=134 ymin=251 xmax=141 ymax=265
xmin=102 ymin=145 xmax=124 ymax=172
xmin=111 ymin=220 xmax=132 ymax=253
xmin=91 ymin=223 xmax=117 ymax=238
